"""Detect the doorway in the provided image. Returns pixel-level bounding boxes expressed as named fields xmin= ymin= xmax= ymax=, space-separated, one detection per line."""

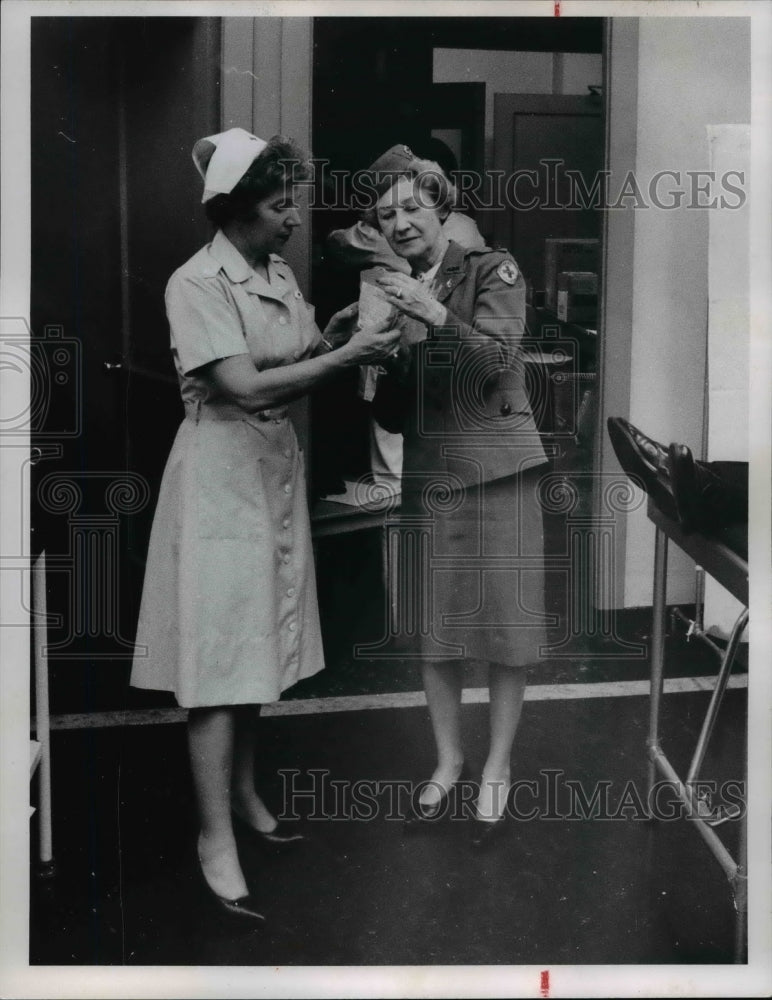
xmin=309 ymin=18 xmax=605 ymax=496
xmin=30 ymin=14 xmax=607 ymax=714
xmin=308 ymin=17 xmax=606 ymax=662
xmin=30 ymin=17 xmax=220 ymax=712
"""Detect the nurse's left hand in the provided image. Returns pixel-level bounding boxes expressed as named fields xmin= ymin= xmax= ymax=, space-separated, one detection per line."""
xmin=322 ymin=302 xmax=360 ymax=348
xmin=375 ymin=273 xmax=447 ymax=327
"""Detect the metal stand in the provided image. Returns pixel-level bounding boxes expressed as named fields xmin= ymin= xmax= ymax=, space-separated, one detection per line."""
xmin=32 ymin=550 xmax=56 ymax=877
xmin=644 ymin=499 xmax=748 ymax=962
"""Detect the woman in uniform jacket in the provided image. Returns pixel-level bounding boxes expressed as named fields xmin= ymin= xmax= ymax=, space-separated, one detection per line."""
xmin=326 ymin=143 xmax=486 ymax=493
xmin=130 ymin=129 xmax=399 ymax=921
xmin=369 ymin=156 xmax=549 ymax=846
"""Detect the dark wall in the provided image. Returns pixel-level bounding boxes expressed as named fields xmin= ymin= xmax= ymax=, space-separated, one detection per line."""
xmin=31 ymin=17 xmax=220 ymax=712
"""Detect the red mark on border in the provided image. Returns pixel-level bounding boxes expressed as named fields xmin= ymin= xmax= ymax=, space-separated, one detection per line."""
xmin=554 ymin=1 xmax=561 ymax=16
xmin=540 ymin=969 xmax=550 ymax=997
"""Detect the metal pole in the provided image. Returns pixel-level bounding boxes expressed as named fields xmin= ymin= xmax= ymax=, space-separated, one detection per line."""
xmin=647 ymin=527 xmax=668 ymax=804
xmin=733 ymin=732 xmax=748 ymax=963
xmin=648 ymin=745 xmax=738 ymax=880
xmin=686 ymin=607 xmax=749 ymax=784
xmin=33 ymin=550 xmax=55 ymax=875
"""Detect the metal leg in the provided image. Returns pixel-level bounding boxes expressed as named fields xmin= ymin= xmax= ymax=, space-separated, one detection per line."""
xmin=647 ymin=527 xmax=668 ymax=806
xmin=733 ymin=794 xmax=748 ymax=962
xmin=686 ymin=607 xmax=749 ymax=785
xmin=694 ymin=566 xmax=705 ymax=632
xmin=381 ymin=521 xmax=398 ymax=630
xmin=644 ymin=506 xmax=748 ymax=961
xmin=732 ymin=708 xmax=748 ymax=964
xmin=33 ymin=551 xmax=55 ymax=877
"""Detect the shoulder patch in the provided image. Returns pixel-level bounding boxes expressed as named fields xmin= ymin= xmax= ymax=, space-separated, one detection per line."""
xmin=497 ymin=259 xmax=519 ymax=285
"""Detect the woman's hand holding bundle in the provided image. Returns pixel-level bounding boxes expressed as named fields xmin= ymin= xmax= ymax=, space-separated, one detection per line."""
xmin=322 ymin=302 xmax=360 ymax=349
xmin=343 ymin=312 xmax=402 ymax=365
xmin=375 ymin=273 xmax=447 ymax=327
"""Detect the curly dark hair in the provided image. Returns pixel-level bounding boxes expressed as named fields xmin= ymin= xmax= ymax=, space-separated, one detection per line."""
xmin=204 ymin=135 xmax=311 ymax=227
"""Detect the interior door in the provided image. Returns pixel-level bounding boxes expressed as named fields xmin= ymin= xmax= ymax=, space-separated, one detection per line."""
xmin=31 ymin=17 xmax=220 ymax=713
xmin=429 ymin=83 xmax=486 ymax=171
xmin=491 ymin=93 xmax=603 ymax=294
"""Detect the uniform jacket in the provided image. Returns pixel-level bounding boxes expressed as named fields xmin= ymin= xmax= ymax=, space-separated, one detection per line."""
xmin=377 ymin=240 xmax=547 ymax=494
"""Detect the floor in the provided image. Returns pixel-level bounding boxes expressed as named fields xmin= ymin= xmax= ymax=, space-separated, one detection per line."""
xmin=28 ymin=505 xmax=749 ymax=967
xmin=29 ymin=628 xmax=747 ymax=965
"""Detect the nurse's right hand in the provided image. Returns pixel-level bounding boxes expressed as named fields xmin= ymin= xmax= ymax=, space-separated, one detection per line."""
xmin=342 ymin=320 xmax=401 ymax=365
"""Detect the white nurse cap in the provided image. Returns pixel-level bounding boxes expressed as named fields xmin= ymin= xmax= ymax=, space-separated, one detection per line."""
xmin=192 ymin=127 xmax=268 ymax=203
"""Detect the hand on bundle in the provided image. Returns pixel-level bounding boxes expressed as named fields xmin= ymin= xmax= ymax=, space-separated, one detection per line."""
xmin=375 ymin=272 xmax=447 ymax=327
xmin=322 ymin=302 xmax=360 ymax=349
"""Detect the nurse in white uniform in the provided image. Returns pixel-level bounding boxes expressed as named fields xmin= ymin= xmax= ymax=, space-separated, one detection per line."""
xmin=130 ymin=129 xmax=399 ymax=922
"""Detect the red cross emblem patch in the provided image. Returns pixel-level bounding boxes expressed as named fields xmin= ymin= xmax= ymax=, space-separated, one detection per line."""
xmin=497 ymin=260 xmax=518 ymax=285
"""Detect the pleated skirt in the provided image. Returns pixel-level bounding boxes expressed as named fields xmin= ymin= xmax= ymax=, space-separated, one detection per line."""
xmin=394 ymin=468 xmax=547 ymax=667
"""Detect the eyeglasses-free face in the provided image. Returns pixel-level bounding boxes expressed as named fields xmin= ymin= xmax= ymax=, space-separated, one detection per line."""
xmin=375 ymin=176 xmax=446 ymax=271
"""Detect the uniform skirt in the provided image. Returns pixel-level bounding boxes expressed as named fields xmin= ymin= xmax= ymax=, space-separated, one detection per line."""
xmin=395 ymin=468 xmax=547 ymax=667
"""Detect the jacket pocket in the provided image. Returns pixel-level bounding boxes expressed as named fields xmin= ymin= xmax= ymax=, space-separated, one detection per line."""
xmin=480 ymin=365 xmax=533 ymax=419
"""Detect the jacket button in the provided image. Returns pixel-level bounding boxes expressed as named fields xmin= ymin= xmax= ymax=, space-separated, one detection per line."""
xmin=500 ymin=401 xmax=512 ymax=416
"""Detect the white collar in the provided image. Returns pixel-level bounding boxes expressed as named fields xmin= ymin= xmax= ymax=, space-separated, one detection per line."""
xmin=415 ymin=258 xmax=442 ymax=285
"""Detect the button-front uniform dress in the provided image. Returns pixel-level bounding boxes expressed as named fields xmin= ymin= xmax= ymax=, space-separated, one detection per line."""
xmin=130 ymin=230 xmax=325 ymax=707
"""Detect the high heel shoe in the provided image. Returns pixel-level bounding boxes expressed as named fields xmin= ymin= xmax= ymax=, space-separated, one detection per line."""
xmin=470 ymin=776 xmax=511 ymax=850
xmin=403 ymin=765 xmax=469 ymax=833
xmin=470 ymin=816 xmax=507 ymax=850
xmin=232 ymin=808 xmax=305 ymax=851
xmin=196 ymin=852 xmax=266 ymax=925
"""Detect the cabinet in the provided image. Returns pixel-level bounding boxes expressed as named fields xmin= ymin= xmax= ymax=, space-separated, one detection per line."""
xmin=523 ymin=306 xmax=598 ymax=469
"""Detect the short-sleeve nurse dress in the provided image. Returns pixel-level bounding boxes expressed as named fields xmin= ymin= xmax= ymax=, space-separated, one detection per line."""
xmin=130 ymin=230 xmax=325 ymax=707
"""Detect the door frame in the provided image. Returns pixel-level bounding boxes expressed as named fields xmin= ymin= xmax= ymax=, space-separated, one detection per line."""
xmin=221 ymin=16 xmax=638 ymax=609
xmin=593 ymin=17 xmax=639 ymax=610
xmin=221 ymin=17 xmax=313 ymax=299
xmin=221 ymin=17 xmax=314 ymax=462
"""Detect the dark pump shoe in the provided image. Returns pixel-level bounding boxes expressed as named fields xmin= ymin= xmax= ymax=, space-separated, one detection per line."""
xmin=470 ymin=817 xmax=507 ymax=851
xmin=403 ymin=767 xmax=469 ymax=833
xmin=470 ymin=778 xmax=511 ymax=850
xmin=196 ymin=856 xmax=266 ymax=925
xmin=403 ymin=790 xmax=452 ymax=832
xmin=212 ymin=893 xmax=266 ymax=923
xmin=232 ymin=810 xmax=305 ymax=851
xmin=606 ymin=417 xmax=677 ymax=516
